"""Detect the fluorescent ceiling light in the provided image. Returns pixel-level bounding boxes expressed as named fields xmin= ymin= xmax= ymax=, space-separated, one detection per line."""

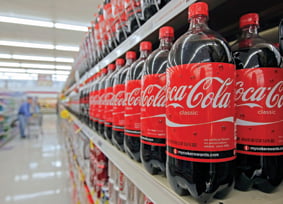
xmin=21 ymin=63 xmax=55 ymax=69
xmin=0 ymin=40 xmax=79 ymax=52
xmin=0 ymin=16 xmax=53 ymax=28
xmin=0 ymin=61 xmax=72 ymax=70
xmin=0 ymin=62 xmax=20 ymax=67
xmin=0 ymin=54 xmax=74 ymax=63
xmin=55 ymin=45 xmax=79 ymax=52
xmin=0 ymin=16 xmax=87 ymax=32
xmin=0 ymin=54 xmax=12 ymax=59
xmin=0 ymin=40 xmax=54 ymax=49
xmin=55 ymin=57 xmax=74 ymax=63
xmin=54 ymin=23 xmax=87 ymax=32
xmin=12 ymin=54 xmax=54 ymax=61
xmin=55 ymin=65 xmax=72 ymax=70
xmin=0 ymin=68 xmax=26 ymax=73
xmin=26 ymin=69 xmax=55 ymax=74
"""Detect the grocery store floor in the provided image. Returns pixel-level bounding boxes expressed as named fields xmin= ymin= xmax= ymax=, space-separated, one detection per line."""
xmin=0 ymin=114 xmax=72 ymax=204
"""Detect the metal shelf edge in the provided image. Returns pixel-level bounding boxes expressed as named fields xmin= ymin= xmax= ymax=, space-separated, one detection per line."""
xmin=72 ymin=116 xmax=193 ymax=204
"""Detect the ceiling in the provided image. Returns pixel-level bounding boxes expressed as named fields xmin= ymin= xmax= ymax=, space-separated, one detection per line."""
xmin=0 ymin=0 xmax=103 ymax=81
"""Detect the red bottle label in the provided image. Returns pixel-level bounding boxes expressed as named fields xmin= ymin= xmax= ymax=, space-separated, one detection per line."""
xmin=236 ymin=68 xmax=283 ymax=156
xmin=89 ymin=91 xmax=93 ymax=120
xmin=92 ymin=89 xmax=100 ymax=122
xmin=166 ymin=63 xmax=236 ymax=163
xmin=141 ymin=73 xmax=166 ymax=146
xmin=112 ymin=84 xmax=126 ymax=131
xmin=91 ymin=91 xmax=96 ymax=121
xmin=125 ymin=80 xmax=141 ymax=137
xmin=98 ymin=88 xmax=105 ymax=124
xmin=104 ymin=87 xmax=114 ymax=127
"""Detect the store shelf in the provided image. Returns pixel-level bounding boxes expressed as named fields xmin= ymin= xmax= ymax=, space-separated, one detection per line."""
xmin=65 ymin=112 xmax=283 ymax=204
xmin=0 ymin=129 xmax=15 ymax=148
xmin=64 ymin=83 xmax=77 ymax=97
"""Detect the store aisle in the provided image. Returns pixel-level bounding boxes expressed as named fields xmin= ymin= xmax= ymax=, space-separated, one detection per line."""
xmin=0 ymin=115 xmax=72 ymax=204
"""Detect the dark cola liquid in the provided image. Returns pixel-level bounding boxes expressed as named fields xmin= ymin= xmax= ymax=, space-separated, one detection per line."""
xmin=124 ymin=57 xmax=148 ymax=161
xmin=167 ymin=28 xmax=235 ymax=203
xmin=232 ymin=45 xmax=283 ymax=193
xmin=141 ymin=45 xmax=169 ymax=174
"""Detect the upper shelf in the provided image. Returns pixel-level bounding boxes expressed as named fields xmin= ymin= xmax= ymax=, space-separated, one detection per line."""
xmin=67 ymin=112 xmax=283 ymax=204
xmin=63 ymin=0 xmax=283 ymax=94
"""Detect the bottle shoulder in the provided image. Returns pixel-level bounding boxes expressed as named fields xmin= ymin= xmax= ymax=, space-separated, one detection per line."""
xmin=144 ymin=48 xmax=170 ymax=75
xmin=114 ymin=66 xmax=130 ymax=85
xmin=127 ymin=58 xmax=146 ymax=80
xmin=232 ymin=38 xmax=282 ymax=68
xmin=168 ymin=29 xmax=233 ymax=66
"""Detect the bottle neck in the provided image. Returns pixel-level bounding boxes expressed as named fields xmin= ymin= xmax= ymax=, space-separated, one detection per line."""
xmin=108 ymin=69 xmax=114 ymax=74
xmin=140 ymin=50 xmax=151 ymax=58
xmin=126 ymin=58 xmax=135 ymax=66
xmin=160 ymin=37 xmax=173 ymax=50
xmin=240 ymin=25 xmax=259 ymax=39
xmin=101 ymin=72 xmax=107 ymax=77
xmin=189 ymin=15 xmax=209 ymax=31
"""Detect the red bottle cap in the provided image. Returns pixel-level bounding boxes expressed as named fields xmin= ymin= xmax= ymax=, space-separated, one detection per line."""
xmin=116 ymin=58 xmax=125 ymax=66
xmin=107 ymin=63 xmax=116 ymax=71
xmin=140 ymin=41 xmax=152 ymax=51
xmin=126 ymin=51 xmax=137 ymax=59
xmin=240 ymin=13 xmax=259 ymax=28
xmin=104 ymin=3 xmax=112 ymax=10
xmin=98 ymin=14 xmax=104 ymax=22
xmin=159 ymin=26 xmax=174 ymax=38
xmin=102 ymin=67 xmax=108 ymax=74
xmin=188 ymin=2 xmax=208 ymax=18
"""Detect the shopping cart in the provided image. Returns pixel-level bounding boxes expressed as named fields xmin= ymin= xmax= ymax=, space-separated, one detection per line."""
xmin=27 ymin=113 xmax=43 ymax=138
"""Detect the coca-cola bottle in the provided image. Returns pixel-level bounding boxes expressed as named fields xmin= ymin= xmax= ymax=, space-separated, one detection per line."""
xmin=79 ymin=86 xmax=84 ymax=121
xmin=124 ymin=41 xmax=152 ymax=161
xmin=141 ymin=26 xmax=174 ymax=174
xmin=104 ymin=59 xmax=125 ymax=142
xmin=125 ymin=0 xmax=143 ymax=34
xmin=86 ymin=82 xmax=91 ymax=126
xmin=112 ymin=51 xmax=137 ymax=151
xmin=89 ymin=74 xmax=97 ymax=129
xmin=98 ymin=66 xmax=114 ymax=137
xmin=93 ymin=69 xmax=107 ymax=132
xmin=231 ymin=13 xmax=283 ymax=193
xmin=103 ymin=3 xmax=118 ymax=51
xmin=113 ymin=0 xmax=128 ymax=44
xmin=166 ymin=2 xmax=236 ymax=202
xmin=98 ymin=67 xmax=113 ymax=137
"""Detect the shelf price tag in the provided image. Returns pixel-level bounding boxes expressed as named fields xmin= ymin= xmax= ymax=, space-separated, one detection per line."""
xmin=75 ymin=128 xmax=82 ymax=134
xmin=90 ymin=141 xmax=95 ymax=150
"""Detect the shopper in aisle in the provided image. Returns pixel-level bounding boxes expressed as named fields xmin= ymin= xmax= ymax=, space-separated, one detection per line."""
xmin=18 ymin=96 xmax=33 ymax=138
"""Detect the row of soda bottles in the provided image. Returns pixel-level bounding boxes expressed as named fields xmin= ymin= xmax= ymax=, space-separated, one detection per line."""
xmin=90 ymin=143 xmax=154 ymax=204
xmin=68 ymin=2 xmax=283 ymax=203
xmin=76 ymin=0 xmax=171 ymax=74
